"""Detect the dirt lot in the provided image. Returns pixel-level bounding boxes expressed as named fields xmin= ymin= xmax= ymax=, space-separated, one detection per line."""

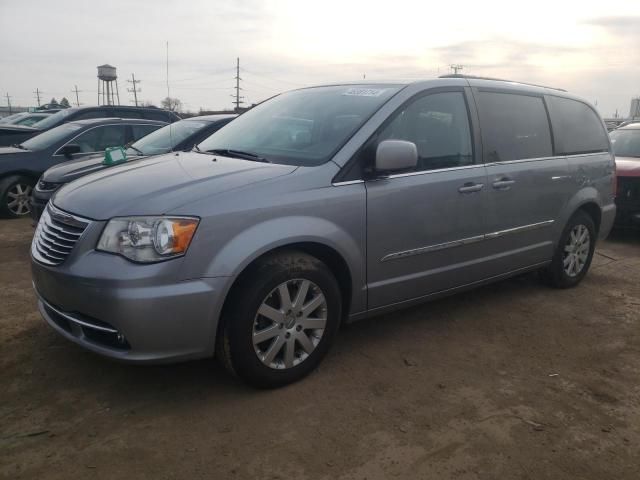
xmin=1 ymin=217 xmax=639 ymax=479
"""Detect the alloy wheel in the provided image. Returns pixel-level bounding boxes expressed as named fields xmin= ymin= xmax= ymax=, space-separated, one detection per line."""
xmin=563 ymin=224 xmax=590 ymax=277
xmin=252 ymin=279 xmax=327 ymax=369
xmin=7 ymin=183 xmax=32 ymax=216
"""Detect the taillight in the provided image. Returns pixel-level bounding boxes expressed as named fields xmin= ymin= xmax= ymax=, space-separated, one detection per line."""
xmin=612 ymin=158 xmax=617 ymax=198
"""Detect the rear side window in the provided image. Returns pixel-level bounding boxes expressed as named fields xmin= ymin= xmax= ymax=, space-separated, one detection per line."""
xmin=547 ymin=96 xmax=609 ymax=155
xmin=476 ymin=92 xmax=552 ymax=162
xmin=113 ymin=109 xmax=142 ymax=119
xmin=73 ymin=110 xmax=103 ymax=120
xmin=143 ymin=110 xmax=172 ymax=122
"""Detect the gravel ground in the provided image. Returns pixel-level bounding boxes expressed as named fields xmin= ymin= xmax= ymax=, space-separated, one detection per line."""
xmin=1 ymin=217 xmax=639 ymax=479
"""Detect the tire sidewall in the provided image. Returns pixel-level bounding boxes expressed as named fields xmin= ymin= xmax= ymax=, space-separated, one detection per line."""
xmin=550 ymin=211 xmax=597 ymax=288
xmin=0 ymin=175 xmax=34 ymax=219
xmin=224 ymin=253 xmax=342 ymax=388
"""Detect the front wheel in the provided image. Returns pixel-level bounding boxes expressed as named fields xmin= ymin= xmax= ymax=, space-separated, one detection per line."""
xmin=0 ymin=175 xmax=35 ymax=218
xmin=541 ymin=210 xmax=596 ymax=288
xmin=217 ymin=251 xmax=342 ymax=388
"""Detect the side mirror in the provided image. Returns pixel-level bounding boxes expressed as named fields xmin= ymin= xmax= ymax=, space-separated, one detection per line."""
xmin=375 ymin=140 xmax=418 ymax=173
xmin=59 ymin=144 xmax=82 ymax=159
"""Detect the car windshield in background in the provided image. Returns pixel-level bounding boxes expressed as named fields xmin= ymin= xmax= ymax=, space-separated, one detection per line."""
xmin=197 ymin=85 xmax=401 ymax=166
xmin=610 ymin=129 xmax=640 ymax=158
xmin=31 ymin=109 xmax=72 ymax=130
xmin=21 ymin=123 xmax=82 ymax=151
xmin=128 ymin=120 xmax=207 ymax=156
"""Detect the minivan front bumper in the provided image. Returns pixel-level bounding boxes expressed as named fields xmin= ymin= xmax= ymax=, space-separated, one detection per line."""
xmin=31 ymin=253 xmax=228 ymax=363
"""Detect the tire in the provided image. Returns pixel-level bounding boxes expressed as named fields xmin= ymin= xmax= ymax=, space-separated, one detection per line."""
xmin=0 ymin=175 xmax=35 ymax=219
xmin=541 ymin=210 xmax=597 ymax=288
xmin=217 ymin=251 xmax=342 ymax=388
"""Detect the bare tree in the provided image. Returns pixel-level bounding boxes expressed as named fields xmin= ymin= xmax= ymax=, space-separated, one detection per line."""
xmin=161 ymin=97 xmax=182 ymax=112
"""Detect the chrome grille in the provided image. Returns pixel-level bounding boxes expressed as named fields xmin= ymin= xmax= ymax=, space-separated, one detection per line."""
xmin=32 ymin=204 xmax=90 ymax=266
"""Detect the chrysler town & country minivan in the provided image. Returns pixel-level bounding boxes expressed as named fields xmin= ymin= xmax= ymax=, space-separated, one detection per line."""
xmin=31 ymin=76 xmax=615 ymax=387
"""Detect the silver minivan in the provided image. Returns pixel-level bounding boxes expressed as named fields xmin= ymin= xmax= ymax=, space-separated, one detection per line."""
xmin=31 ymin=76 xmax=616 ymax=387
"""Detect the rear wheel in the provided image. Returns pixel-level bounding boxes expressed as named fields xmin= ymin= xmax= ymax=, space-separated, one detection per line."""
xmin=218 ymin=251 xmax=342 ymax=388
xmin=0 ymin=175 xmax=35 ymax=218
xmin=542 ymin=210 xmax=596 ymax=288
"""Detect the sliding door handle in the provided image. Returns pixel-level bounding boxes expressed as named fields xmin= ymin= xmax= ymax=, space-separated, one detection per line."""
xmin=492 ymin=179 xmax=515 ymax=189
xmin=458 ymin=182 xmax=484 ymax=194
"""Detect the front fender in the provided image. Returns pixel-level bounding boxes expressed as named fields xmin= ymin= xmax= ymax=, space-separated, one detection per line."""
xmin=200 ymin=215 xmax=366 ymax=314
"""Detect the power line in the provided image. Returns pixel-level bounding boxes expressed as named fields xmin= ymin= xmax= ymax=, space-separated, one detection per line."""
xmin=33 ymin=88 xmax=42 ymax=106
xmin=232 ymin=57 xmax=244 ymax=112
xmin=127 ymin=73 xmax=141 ymax=106
xmin=5 ymin=93 xmax=12 ymax=114
xmin=71 ymin=85 xmax=82 ymax=107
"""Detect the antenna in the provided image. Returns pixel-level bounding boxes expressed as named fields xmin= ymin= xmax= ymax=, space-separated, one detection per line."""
xmin=166 ymin=41 xmax=170 ymax=99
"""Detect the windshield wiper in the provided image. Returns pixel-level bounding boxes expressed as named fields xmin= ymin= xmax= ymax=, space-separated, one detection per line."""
xmin=127 ymin=145 xmax=144 ymax=156
xmin=206 ymin=148 xmax=270 ymax=163
xmin=11 ymin=143 xmax=28 ymax=150
xmin=192 ymin=144 xmax=212 ymax=155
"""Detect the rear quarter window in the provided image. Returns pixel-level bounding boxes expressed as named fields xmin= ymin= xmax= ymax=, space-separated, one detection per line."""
xmin=547 ymin=96 xmax=609 ymax=155
xmin=476 ymin=91 xmax=553 ymax=162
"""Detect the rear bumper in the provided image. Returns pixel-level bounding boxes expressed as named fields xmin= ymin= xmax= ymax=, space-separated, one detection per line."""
xmin=599 ymin=203 xmax=617 ymax=238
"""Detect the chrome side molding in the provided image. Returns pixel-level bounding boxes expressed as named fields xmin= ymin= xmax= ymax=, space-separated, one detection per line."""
xmin=381 ymin=220 xmax=554 ymax=262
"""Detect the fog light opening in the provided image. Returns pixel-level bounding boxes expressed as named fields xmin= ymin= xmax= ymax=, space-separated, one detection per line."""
xmin=116 ymin=333 xmax=126 ymax=344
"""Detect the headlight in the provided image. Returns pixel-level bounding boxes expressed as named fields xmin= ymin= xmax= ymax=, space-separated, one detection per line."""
xmin=97 ymin=216 xmax=199 ymax=263
xmin=37 ymin=179 xmax=63 ymax=192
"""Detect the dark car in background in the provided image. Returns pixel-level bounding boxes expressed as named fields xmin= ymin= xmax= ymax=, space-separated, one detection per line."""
xmin=31 ymin=114 xmax=236 ymax=220
xmin=1 ymin=112 xmax=55 ymax=125
xmin=0 ymin=105 xmax=180 ymax=147
xmin=0 ymin=118 xmax=165 ymax=218
xmin=611 ymin=123 xmax=640 ymax=227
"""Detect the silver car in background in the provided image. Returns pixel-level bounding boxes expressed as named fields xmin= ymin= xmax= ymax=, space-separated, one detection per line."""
xmin=31 ymin=76 xmax=615 ymax=387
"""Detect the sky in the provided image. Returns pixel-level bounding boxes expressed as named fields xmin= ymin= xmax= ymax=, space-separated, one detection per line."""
xmin=1 ymin=0 xmax=639 ymax=117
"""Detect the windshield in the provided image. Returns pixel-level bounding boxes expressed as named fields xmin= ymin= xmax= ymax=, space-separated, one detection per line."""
xmin=610 ymin=129 xmax=640 ymax=158
xmin=127 ymin=120 xmax=207 ymax=155
xmin=32 ymin=109 xmax=72 ymax=130
xmin=21 ymin=123 xmax=83 ymax=151
xmin=197 ymin=85 xmax=401 ymax=165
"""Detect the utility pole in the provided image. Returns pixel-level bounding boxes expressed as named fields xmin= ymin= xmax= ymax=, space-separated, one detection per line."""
xmin=232 ymin=57 xmax=244 ymax=112
xmin=33 ymin=88 xmax=42 ymax=107
xmin=5 ymin=93 xmax=12 ymax=114
xmin=72 ymin=85 xmax=82 ymax=107
xmin=127 ymin=73 xmax=141 ymax=106
xmin=450 ymin=64 xmax=464 ymax=75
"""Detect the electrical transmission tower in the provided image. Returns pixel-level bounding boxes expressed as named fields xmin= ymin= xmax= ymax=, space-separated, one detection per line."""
xmin=72 ymin=85 xmax=82 ymax=107
xmin=33 ymin=88 xmax=42 ymax=106
xmin=450 ymin=64 xmax=464 ymax=75
xmin=127 ymin=73 xmax=141 ymax=107
xmin=232 ymin=57 xmax=244 ymax=112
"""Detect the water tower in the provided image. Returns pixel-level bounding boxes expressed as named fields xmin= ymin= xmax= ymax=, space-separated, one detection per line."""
xmin=97 ymin=64 xmax=120 ymax=105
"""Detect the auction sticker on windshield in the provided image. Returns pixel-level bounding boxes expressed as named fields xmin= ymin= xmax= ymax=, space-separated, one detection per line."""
xmin=342 ymin=88 xmax=387 ymax=97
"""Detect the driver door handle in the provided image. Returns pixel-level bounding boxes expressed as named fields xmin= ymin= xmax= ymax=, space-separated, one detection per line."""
xmin=458 ymin=182 xmax=484 ymax=194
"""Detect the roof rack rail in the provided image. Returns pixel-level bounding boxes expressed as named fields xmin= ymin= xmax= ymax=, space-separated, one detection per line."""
xmin=438 ymin=74 xmax=567 ymax=92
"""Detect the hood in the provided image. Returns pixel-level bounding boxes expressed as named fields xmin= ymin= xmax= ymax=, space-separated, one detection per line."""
xmin=615 ymin=156 xmax=640 ymax=177
xmin=0 ymin=146 xmax=30 ymax=155
xmin=53 ymin=151 xmax=297 ymax=220
xmin=43 ymin=153 xmax=144 ymax=183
